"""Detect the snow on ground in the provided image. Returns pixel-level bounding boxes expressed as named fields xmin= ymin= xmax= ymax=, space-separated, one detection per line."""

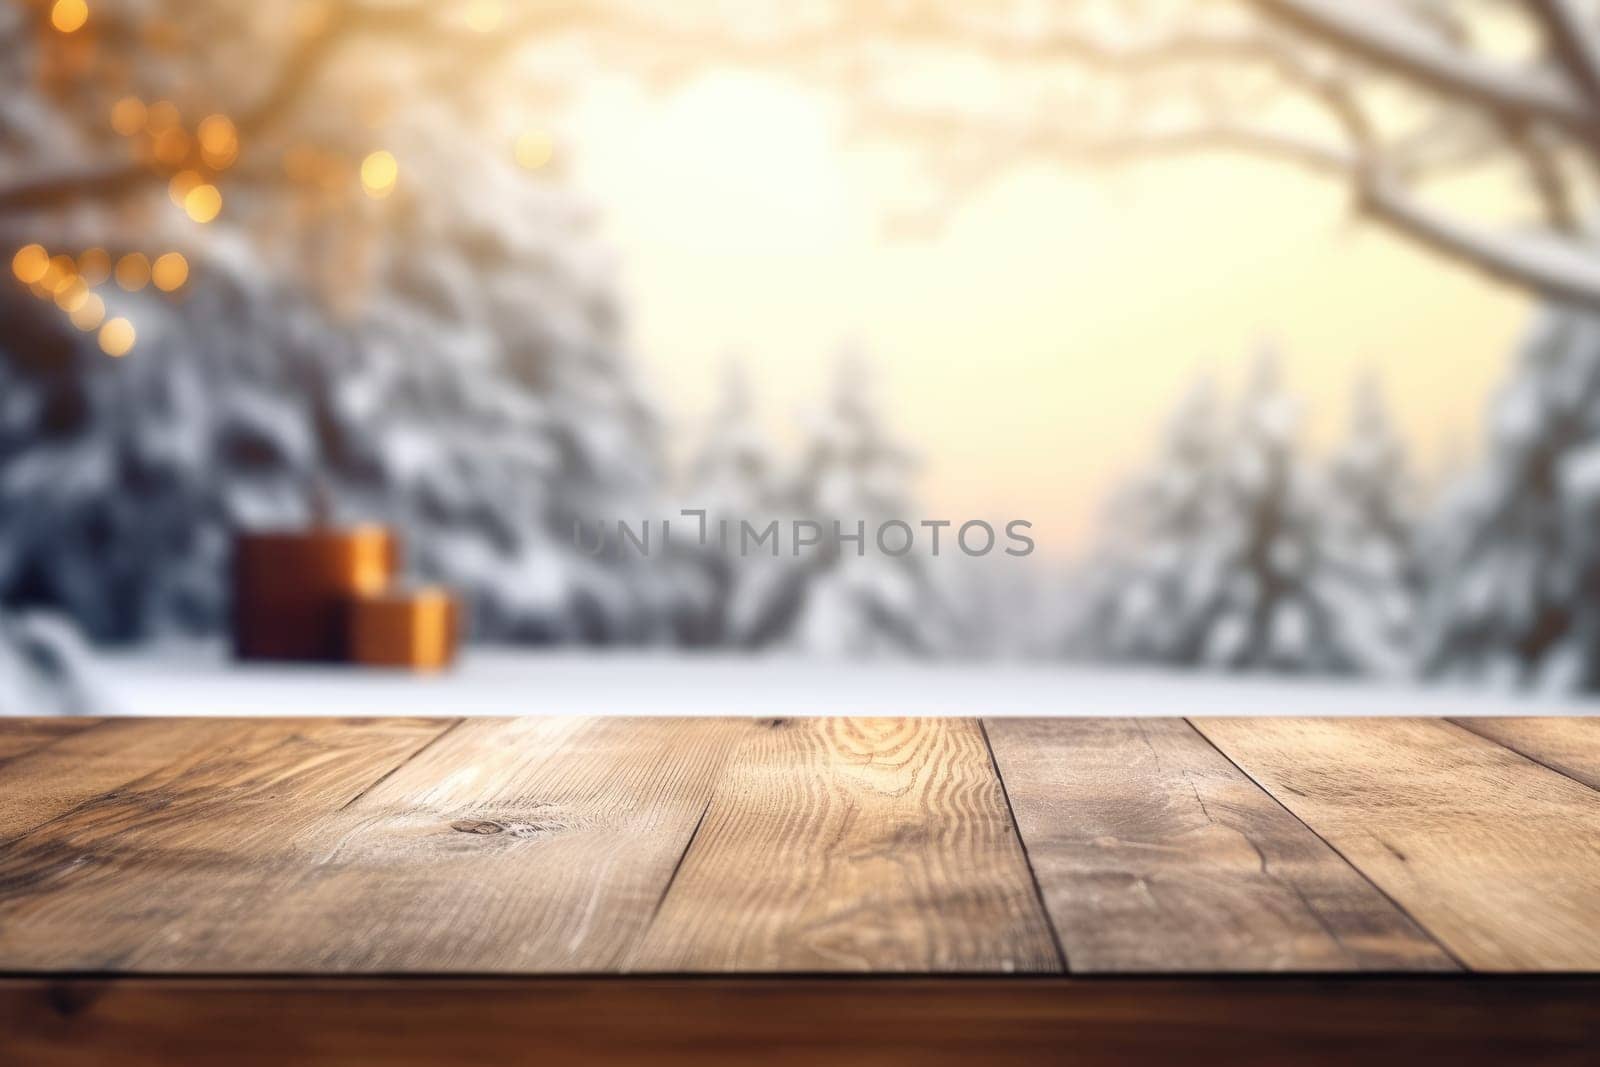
xmin=59 ymin=643 xmax=1600 ymax=717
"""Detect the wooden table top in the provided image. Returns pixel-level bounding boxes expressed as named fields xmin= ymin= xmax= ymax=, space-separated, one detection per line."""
xmin=4 ymin=715 xmax=1600 ymax=1064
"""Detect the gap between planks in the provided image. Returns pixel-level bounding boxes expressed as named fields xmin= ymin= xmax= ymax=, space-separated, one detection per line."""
xmin=976 ymin=718 xmax=1070 ymax=973
xmin=983 ymin=717 xmax=1457 ymax=973
xmin=1183 ymin=716 xmax=1469 ymax=972
xmin=1192 ymin=717 xmax=1600 ymax=971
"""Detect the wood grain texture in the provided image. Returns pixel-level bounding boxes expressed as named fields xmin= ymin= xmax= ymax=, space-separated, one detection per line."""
xmin=190 ymin=716 xmax=750 ymax=971
xmin=0 ymin=718 xmax=255 ymax=841
xmin=630 ymin=717 xmax=1060 ymax=973
xmin=7 ymin=976 xmax=1599 ymax=1067
xmin=984 ymin=718 xmax=1455 ymax=972
xmin=1195 ymin=717 xmax=1600 ymax=971
xmin=1453 ymin=717 xmax=1600 ymax=791
xmin=0 ymin=718 xmax=450 ymax=970
xmin=0 ymin=718 xmax=100 ymax=762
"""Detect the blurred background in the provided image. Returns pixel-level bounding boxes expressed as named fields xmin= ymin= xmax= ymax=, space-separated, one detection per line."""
xmin=4 ymin=0 xmax=1600 ymax=714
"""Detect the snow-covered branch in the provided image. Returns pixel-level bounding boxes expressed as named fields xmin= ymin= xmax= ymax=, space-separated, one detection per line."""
xmin=854 ymin=1 xmax=1600 ymax=305
xmin=1530 ymin=0 xmax=1600 ymax=103
xmin=1363 ymin=175 xmax=1600 ymax=304
xmin=1250 ymin=0 xmax=1598 ymax=133
xmin=0 ymin=0 xmax=585 ymax=219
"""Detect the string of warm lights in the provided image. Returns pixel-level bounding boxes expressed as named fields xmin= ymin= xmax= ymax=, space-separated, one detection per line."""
xmin=12 ymin=1 xmax=232 ymax=357
xmin=13 ymin=0 xmax=560 ymax=358
xmin=11 ymin=243 xmax=185 ymax=356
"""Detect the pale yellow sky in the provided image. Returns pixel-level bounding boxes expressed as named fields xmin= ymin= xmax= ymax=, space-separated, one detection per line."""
xmin=569 ymin=71 xmax=1531 ymax=555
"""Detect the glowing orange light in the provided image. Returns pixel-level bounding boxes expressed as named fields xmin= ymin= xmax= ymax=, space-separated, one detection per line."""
xmin=54 ymin=276 xmax=89 ymax=312
xmin=77 ymin=247 xmax=111 ymax=284
xmin=152 ymin=252 xmax=188 ymax=292
xmin=153 ymin=127 xmax=191 ymax=167
xmin=99 ymin=317 xmax=136 ymax=357
xmin=359 ymin=150 xmax=398 ymax=198
xmin=70 ymin=292 xmax=106 ymax=332
xmin=184 ymin=183 xmax=222 ymax=223
xmin=44 ymin=254 xmax=76 ymax=292
xmin=168 ymin=168 xmax=203 ymax=206
xmin=50 ymin=0 xmax=88 ymax=33
xmin=110 ymin=96 xmax=146 ymax=137
xmin=145 ymin=100 xmax=180 ymax=131
xmin=11 ymin=244 xmax=48 ymax=284
xmin=197 ymin=114 xmax=238 ymax=169
xmin=115 ymin=253 xmax=151 ymax=291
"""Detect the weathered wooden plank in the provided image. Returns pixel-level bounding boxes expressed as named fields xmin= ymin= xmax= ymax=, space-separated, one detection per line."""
xmin=0 ymin=717 xmax=451 ymax=970
xmin=0 ymin=718 xmax=255 ymax=841
xmin=0 ymin=717 xmax=100 ymax=762
xmin=8 ymin=976 xmax=1600 ymax=1067
xmin=630 ymin=717 xmax=1060 ymax=973
xmin=1194 ymin=717 xmax=1600 ymax=971
xmin=170 ymin=716 xmax=751 ymax=972
xmin=1453 ymin=717 xmax=1600 ymax=792
xmin=983 ymin=718 xmax=1455 ymax=972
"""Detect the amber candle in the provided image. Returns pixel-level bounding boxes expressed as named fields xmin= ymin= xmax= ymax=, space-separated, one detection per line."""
xmin=348 ymin=586 xmax=460 ymax=672
xmin=231 ymin=526 xmax=397 ymax=661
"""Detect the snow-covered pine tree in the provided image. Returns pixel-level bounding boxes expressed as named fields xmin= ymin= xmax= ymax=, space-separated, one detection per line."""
xmin=1202 ymin=352 xmax=1343 ymax=672
xmin=0 ymin=2 xmax=688 ymax=648
xmin=769 ymin=354 xmax=948 ymax=656
xmin=677 ymin=363 xmax=784 ymax=647
xmin=1079 ymin=353 xmax=1358 ymax=673
xmin=1316 ymin=376 xmax=1424 ymax=678
xmin=1075 ymin=377 xmax=1224 ymax=663
xmin=0 ymin=135 xmax=674 ymax=646
xmin=1418 ymin=310 xmax=1600 ymax=691
xmin=315 ymin=125 xmax=676 ymax=644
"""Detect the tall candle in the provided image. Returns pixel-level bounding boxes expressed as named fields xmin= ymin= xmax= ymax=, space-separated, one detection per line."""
xmin=232 ymin=526 xmax=397 ymax=661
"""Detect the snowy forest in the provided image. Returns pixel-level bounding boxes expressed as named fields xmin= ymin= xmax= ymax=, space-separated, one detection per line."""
xmin=10 ymin=0 xmax=1600 ymax=711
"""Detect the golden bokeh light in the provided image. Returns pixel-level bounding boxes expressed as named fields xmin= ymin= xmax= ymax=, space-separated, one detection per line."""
xmin=44 ymin=254 xmax=76 ymax=292
xmin=153 ymin=126 xmax=192 ymax=167
xmin=152 ymin=252 xmax=189 ymax=292
xmin=77 ymin=247 xmax=111 ymax=284
xmin=115 ymin=252 xmax=151 ymax=291
xmin=110 ymin=96 xmax=146 ymax=137
xmin=359 ymin=150 xmax=398 ymax=198
xmin=50 ymin=0 xmax=88 ymax=33
xmin=70 ymin=292 xmax=105 ymax=332
xmin=197 ymin=114 xmax=238 ymax=169
xmin=53 ymin=276 xmax=89 ymax=312
xmin=98 ymin=317 xmax=136 ymax=358
xmin=11 ymin=244 xmax=48 ymax=285
xmin=146 ymin=100 xmax=180 ymax=131
xmin=168 ymin=168 xmax=203 ymax=206
xmin=515 ymin=130 xmax=554 ymax=170
xmin=184 ymin=183 xmax=223 ymax=223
